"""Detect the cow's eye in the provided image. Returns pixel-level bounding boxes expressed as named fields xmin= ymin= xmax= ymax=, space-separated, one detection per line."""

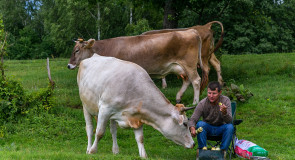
xmin=75 ymin=49 xmax=79 ymax=53
xmin=183 ymin=122 xmax=187 ymax=127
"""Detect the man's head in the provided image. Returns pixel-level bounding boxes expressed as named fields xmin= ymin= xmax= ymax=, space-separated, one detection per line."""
xmin=207 ymin=81 xmax=222 ymax=104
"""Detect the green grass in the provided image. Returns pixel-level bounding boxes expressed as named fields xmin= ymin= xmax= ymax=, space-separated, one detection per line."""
xmin=5 ymin=59 xmax=80 ymax=107
xmin=1 ymin=52 xmax=295 ymax=159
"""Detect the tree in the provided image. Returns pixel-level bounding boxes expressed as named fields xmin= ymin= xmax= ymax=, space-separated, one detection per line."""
xmin=163 ymin=0 xmax=178 ymax=28
xmin=0 ymin=14 xmax=7 ymax=77
xmin=131 ymin=0 xmax=163 ymax=30
xmin=157 ymin=0 xmax=188 ymax=29
xmin=125 ymin=0 xmax=162 ymax=35
xmin=41 ymin=0 xmax=98 ymax=57
xmin=0 ymin=0 xmax=50 ymax=59
xmin=269 ymin=0 xmax=295 ymax=52
xmin=1 ymin=0 xmax=295 ymax=58
xmin=0 ymin=0 xmax=28 ymax=36
xmin=220 ymin=0 xmax=295 ymax=54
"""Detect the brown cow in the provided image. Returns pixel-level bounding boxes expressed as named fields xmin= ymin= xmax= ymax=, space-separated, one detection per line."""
xmin=142 ymin=21 xmax=224 ymax=91
xmin=68 ymin=29 xmax=203 ymax=105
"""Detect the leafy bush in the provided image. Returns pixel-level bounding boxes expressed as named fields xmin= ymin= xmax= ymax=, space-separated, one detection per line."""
xmin=0 ymin=77 xmax=28 ymax=123
xmin=27 ymin=86 xmax=55 ymax=116
xmin=0 ymin=76 xmax=55 ymax=124
xmin=223 ymin=81 xmax=253 ymax=102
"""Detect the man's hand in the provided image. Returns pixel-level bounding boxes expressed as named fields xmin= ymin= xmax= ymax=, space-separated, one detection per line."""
xmin=219 ymin=103 xmax=227 ymax=115
xmin=190 ymin=127 xmax=196 ymax=137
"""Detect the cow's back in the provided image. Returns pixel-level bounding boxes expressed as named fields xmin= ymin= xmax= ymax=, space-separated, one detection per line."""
xmin=77 ymin=54 xmax=169 ymax=115
xmin=92 ymin=30 xmax=200 ymax=75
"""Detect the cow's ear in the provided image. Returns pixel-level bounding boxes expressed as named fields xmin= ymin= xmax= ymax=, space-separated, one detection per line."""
xmin=177 ymin=115 xmax=184 ymax=125
xmin=172 ymin=110 xmax=184 ymax=125
xmin=178 ymin=115 xmax=185 ymax=125
xmin=84 ymin=39 xmax=95 ymax=49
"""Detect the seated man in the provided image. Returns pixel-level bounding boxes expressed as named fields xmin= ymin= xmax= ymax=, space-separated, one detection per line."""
xmin=188 ymin=81 xmax=234 ymax=152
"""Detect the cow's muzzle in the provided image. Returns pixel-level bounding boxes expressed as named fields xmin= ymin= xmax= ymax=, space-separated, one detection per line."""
xmin=67 ymin=64 xmax=76 ymax=70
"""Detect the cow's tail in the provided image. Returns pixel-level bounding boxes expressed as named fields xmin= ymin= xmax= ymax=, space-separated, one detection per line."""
xmin=205 ymin=21 xmax=224 ymax=54
xmin=199 ymin=21 xmax=224 ymax=92
xmin=197 ymin=34 xmax=203 ymax=70
xmin=196 ymin=33 xmax=207 ymax=93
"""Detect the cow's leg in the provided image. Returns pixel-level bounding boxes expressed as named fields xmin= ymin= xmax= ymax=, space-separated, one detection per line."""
xmin=89 ymin=106 xmax=111 ymax=154
xmin=186 ymin=69 xmax=201 ymax=105
xmin=83 ymin=106 xmax=93 ymax=154
xmin=176 ymin=78 xmax=190 ymax=104
xmin=162 ymin=77 xmax=167 ymax=89
xmin=200 ymin=59 xmax=210 ymax=93
xmin=209 ymin=54 xmax=224 ymax=86
xmin=110 ymin=119 xmax=119 ymax=154
xmin=134 ymin=126 xmax=147 ymax=158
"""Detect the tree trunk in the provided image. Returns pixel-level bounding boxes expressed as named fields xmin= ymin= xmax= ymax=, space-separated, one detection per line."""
xmin=163 ymin=0 xmax=178 ymax=29
xmin=97 ymin=2 xmax=101 ymax=40
xmin=130 ymin=7 xmax=133 ymax=24
xmin=162 ymin=0 xmax=178 ymax=89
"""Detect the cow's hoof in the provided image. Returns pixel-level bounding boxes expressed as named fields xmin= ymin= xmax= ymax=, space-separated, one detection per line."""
xmin=88 ymin=147 xmax=97 ymax=154
xmin=112 ymin=147 xmax=119 ymax=154
xmin=86 ymin=147 xmax=91 ymax=154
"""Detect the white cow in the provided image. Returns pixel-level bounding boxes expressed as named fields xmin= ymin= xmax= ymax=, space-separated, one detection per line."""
xmin=77 ymin=54 xmax=195 ymax=158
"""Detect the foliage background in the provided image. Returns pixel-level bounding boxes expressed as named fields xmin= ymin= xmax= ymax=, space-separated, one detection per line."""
xmin=0 ymin=0 xmax=294 ymax=59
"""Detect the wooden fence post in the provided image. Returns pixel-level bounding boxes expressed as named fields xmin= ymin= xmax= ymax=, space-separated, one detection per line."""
xmin=47 ymin=58 xmax=55 ymax=89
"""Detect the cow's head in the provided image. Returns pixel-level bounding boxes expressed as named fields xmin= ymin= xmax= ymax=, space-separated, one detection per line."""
xmin=159 ymin=104 xmax=195 ymax=149
xmin=67 ymin=38 xmax=96 ymax=70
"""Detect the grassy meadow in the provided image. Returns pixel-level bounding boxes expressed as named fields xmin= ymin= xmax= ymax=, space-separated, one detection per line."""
xmin=0 ymin=53 xmax=295 ymax=159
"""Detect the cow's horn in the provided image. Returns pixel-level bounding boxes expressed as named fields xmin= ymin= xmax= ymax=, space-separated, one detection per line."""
xmin=181 ymin=106 xmax=196 ymax=112
xmin=78 ymin=38 xmax=84 ymax=42
xmin=72 ymin=38 xmax=77 ymax=42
